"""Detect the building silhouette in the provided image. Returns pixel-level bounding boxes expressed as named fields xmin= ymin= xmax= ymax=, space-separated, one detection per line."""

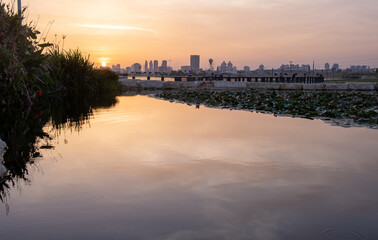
xmin=154 ymin=60 xmax=159 ymax=73
xmin=190 ymin=55 xmax=200 ymax=73
xmin=149 ymin=61 xmax=153 ymax=73
xmin=144 ymin=61 xmax=148 ymax=73
xmin=161 ymin=60 xmax=168 ymax=73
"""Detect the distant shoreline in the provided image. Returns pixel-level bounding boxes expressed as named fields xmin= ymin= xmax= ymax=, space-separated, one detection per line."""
xmin=120 ymin=79 xmax=377 ymax=92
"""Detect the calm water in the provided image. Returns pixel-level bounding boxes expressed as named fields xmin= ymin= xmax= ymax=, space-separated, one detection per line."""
xmin=1 ymin=95 xmax=378 ymax=240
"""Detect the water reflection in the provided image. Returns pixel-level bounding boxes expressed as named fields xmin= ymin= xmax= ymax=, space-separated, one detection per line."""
xmin=0 ymin=95 xmax=118 ymax=203
xmin=0 ymin=94 xmax=377 ymax=240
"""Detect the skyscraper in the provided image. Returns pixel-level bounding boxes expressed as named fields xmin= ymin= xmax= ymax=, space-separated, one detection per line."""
xmin=161 ymin=60 xmax=168 ymax=73
xmin=190 ymin=55 xmax=200 ymax=73
xmin=149 ymin=61 xmax=153 ymax=73
xmin=144 ymin=60 xmax=148 ymax=73
xmin=154 ymin=60 xmax=159 ymax=73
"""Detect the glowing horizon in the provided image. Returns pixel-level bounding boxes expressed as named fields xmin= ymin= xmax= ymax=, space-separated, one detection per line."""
xmin=4 ymin=0 xmax=378 ymax=69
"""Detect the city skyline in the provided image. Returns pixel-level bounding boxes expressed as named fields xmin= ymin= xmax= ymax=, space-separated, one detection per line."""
xmin=5 ymin=0 xmax=378 ymax=68
xmin=112 ymin=55 xmax=375 ymax=75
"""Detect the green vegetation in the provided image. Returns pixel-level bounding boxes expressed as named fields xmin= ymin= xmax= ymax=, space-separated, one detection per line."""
xmin=0 ymin=2 xmax=121 ymax=109
xmin=47 ymin=47 xmax=121 ymax=99
xmin=156 ymin=90 xmax=378 ymax=127
xmin=0 ymin=2 xmax=121 ymax=199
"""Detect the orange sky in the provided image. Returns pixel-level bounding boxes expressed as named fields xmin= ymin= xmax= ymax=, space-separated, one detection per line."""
xmin=6 ymin=0 xmax=378 ymax=69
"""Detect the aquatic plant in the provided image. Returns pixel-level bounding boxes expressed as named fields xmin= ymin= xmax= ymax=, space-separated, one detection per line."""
xmin=156 ymin=90 xmax=378 ymax=127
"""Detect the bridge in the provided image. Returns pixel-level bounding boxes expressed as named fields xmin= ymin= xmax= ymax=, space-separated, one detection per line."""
xmin=127 ymin=74 xmax=325 ymax=83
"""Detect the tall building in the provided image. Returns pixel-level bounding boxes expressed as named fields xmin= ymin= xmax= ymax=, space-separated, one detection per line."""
xmin=325 ymin=63 xmax=330 ymax=71
xmin=154 ymin=60 xmax=159 ymax=73
xmin=149 ymin=61 xmax=153 ymax=73
xmin=132 ymin=63 xmax=142 ymax=73
xmin=190 ymin=55 xmax=200 ymax=73
xmin=144 ymin=61 xmax=148 ymax=73
xmin=161 ymin=60 xmax=168 ymax=73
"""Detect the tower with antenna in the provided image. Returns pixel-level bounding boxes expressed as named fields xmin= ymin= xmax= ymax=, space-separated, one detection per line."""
xmin=209 ymin=59 xmax=214 ymax=71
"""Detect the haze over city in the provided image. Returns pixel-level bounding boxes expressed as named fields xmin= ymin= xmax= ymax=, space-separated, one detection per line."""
xmin=5 ymin=0 xmax=378 ymax=68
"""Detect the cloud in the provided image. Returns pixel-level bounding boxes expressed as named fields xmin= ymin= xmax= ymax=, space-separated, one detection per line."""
xmin=77 ymin=24 xmax=155 ymax=33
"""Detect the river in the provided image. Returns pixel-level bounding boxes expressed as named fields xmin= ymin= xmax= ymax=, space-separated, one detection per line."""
xmin=0 ymin=95 xmax=377 ymax=240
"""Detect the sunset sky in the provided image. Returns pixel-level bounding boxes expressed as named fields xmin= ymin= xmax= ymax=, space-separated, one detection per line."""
xmin=6 ymin=0 xmax=378 ymax=69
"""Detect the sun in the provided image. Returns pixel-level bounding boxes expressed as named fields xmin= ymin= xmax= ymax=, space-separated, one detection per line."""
xmin=101 ymin=62 xmax=107 ymax=67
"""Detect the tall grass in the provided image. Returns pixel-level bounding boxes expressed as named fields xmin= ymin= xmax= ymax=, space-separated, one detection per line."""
xmin=0 ymin=2 xmax=121 ymax=108
xmin=47 ymin=47 xmax=121 ymax=99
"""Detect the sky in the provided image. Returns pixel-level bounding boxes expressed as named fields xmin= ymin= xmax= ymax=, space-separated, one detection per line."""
xmin=5 ymin=0 xmax=378 ymax=69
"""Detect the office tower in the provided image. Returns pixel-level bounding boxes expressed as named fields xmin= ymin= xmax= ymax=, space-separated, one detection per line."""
xmin=132 ymin=63 xmax=142 ymax=73
xmin=144 ymin=61 xmax=148 ymax=73
xmin=149 ymin=61 xmax=153 ymax=73
xmin=190 ymin=55 xmax=200 ymax=73
xmin=162 ymin=60 xmax=168 ymax=73
xmin=154 ymin=60 xmax=159 ymax=73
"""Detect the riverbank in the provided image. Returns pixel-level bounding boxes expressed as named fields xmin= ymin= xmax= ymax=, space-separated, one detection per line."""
xmin=0 ymin=3 xmax=121 ymax=109
xmin=120 ymin=79 xmax=378 ymax=91
xmin=155 ymin=90 xmax=378 ymax=128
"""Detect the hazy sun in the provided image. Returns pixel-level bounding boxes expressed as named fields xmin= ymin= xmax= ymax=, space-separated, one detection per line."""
xmin=101 ymin=62 xmax=107 ymax=67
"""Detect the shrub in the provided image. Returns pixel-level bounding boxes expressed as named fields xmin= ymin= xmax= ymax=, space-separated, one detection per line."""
xmin=47 ymin=47 xmax=121 ymax=99
xmin=0 ymin=2 xmax=52 ymax=107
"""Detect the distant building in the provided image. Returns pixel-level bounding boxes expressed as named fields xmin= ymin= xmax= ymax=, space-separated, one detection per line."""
xmin=149 ymin=61 xmax=153 ymax=73
xmin=161 ymin=60 xmax=168 ymax=73
xmin=244 ymin=66 xmax=251 ymax=73
xmin=153 ymin=60 xmax=159 ymax=73
xmin=256 ymin=64 xmax=265 ymax=74
xmin=190 ymin=55 xmax=200 ymax=73
xmin=219 ymin=61 xmax=227 ymax=72
xmin=144 ymin=61 xmax=148 ymax=73
xmin=217 ymin=60 xmax=237 ymax=74
xmin=350 ymin=65 xmax=369 ymax=73
xmin=325 ymin=63 xmax=330 ymax=71
xmin=332 ymin=63 xmax=339 ymax=71
xmin=181 ymin=66 xmax=191 ymax=73
xmin=111 ymin=64 xmax=121 ymax=73
xmin=132 ymin=63 xmax=142 ymax=73
xmin=301 ymin=64 xmax=311 ymax=72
